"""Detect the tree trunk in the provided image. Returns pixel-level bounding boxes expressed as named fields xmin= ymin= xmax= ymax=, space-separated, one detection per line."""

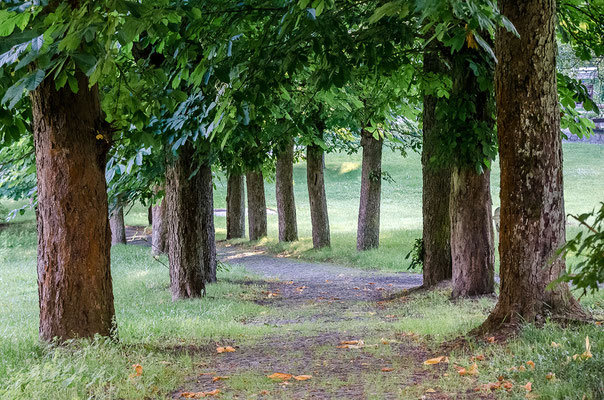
xmin=450 ymin=167 xmax=495 ymax=297
xmin=307 ymin=138 xmax=330 ymax=249
xmin=110 ymin=201 xmax=127 ymax=245
xmin=357 ymin=128 xmax=383 ymax=251
xmin=31 ymin=70 xmax=115 ymax=342
xmin=152 ymin=192 xmax=168 ymax=256
xmin=200 ymin=162 xmax=217 ymax=283
xmin=276 ymin=139 xmax=298 ymax=242
xmin=226 ymin=172 xmax=246 ymax=239
xmin=246 ymin=170 xmax=267 ymax=240
xmin=482 ymin=0 xmax=585 ymax=329
xmin=166 ymin=143 xmax=205 ymax=300
xmin=147 ymin=206 xmax=153 ymax=226
xmin=421 ymin=47 xmax=452 ymax=287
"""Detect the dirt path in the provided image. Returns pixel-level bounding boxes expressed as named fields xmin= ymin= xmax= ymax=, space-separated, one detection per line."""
xmin=169 ymin=244 xmax=487 ymax=400
xmin=125 ymin=230 xmax=484 ymax=399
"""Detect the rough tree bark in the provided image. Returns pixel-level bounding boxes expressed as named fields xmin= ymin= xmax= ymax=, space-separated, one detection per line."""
xmin=226 ymin=172 xmax=246 ymax=239
xmin=357 ymin=127 xmax=383 ymax=251
xmin=31 ymin=70 xmax=115 ymax=341
xmin=275 ymin=139 xmax=298 ymax=242
xmin=166 ymin=143 xmax=205 ymax=300
xmin=482 ymin=0 xmax=585 ymax=329
xmin=200 ymin=162 xmax=217 ymax=283
xmin=421 ymin=47 xmax=452 ymax=287
xmin=449 ymin=49 xmax=495 ymax=298
xmin=152 ymin=192 xmax=169 ymax=256
xmin=246 ymin=170 xmax=268 ymax=240
xmin=450 ymin=167 xmax=495 ymax=297
xmin=307 ymin=132 xmax=330 ymax=249
xmin=110 ymin=201 xmax=127 ymax=245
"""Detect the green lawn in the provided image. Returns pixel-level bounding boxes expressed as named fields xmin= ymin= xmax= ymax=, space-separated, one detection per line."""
xmin=212 ymin=142 xmax=604 ymax=272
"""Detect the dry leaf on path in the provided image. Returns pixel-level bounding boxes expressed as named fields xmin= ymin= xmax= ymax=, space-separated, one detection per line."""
xmin=212 ymin=376 xmax=229 ymax=382
xmin=268 ymin=372 xmax=293 ymax=381
xmin=293 ymin=375 xmax=312 ymax=381
xmin=340 ymin=340 xmax=360 ymax=345
xmin=423 ymin=356 xmax=448 ymax=365
xmin=425 ymin=388 xmax=436 ymax=393
xmin=487 ymin=336 xmax=496 ymax=343
xmin=381 ymin=367 xmax=394 ymax=372
xmin=216 ymin=346 xmax=236 ymax=353
xmin=470 ymin=354 xmax=485 ymax=361
xmin=180 ymin=390 xmax=220 ymax=398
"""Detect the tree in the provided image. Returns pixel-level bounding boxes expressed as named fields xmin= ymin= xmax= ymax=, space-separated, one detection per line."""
xmin=307 ymin=119 xmax=330 ymax=249
xmin=165 ymin=141 xmax=205 ymax=299
xmin=481 ymin=0 xmax=587 ymax=330
xmin=357 ymin=126 xmax=383 ymax=250
xmin=275 ymin=136 xmax=298 ymax=242
xmin=199 ymin=161 xmax=217 ymax=283
xmin=226 ymin=172 xmax=246 ymax=239
xmin=421 ymin=45 xmax=452 ymax=287
xmin=110 ymin=200 xmax=127 ymax=245
xmin=246 ymin=170 xmax=268 ymax=241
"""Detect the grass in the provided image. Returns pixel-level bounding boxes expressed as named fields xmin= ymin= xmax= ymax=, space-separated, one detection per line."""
xmin=0 ymin=221 xmax=275 ymax=400
xmin=209 ymin=142 xmax=604 ymax=272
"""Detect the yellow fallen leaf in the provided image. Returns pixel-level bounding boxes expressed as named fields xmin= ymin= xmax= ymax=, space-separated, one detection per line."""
xmin=212 ymin=376 xmax=229 ymax=382
xmin=458 ymin=362 xmax=479 ymax=376
xmin=526 ymin=360 xmax=535 ymax=369
xmin=293 ymin=375 xmax=312 ymax=381
xmin=524 ymin=382 xmax=532 ymax=392
xmin=268 ymin=372 xmax=293 ymax=381
xmin=582 ymin=336 xmax=593 ymax=359
xmin=340 ymin=340 xmax=360 ymax=345
xmin=425 ymin=388 xmax=436 ymax=393
xmin=216 ymin=346 xmax=236 ymax=353
xmin=518 ymin=365 xmax=526 ymax=371
xmin=423 ymin=356 xmax=448 ymax=365
xmin=551 ymin=341 xmax=561 ymax=348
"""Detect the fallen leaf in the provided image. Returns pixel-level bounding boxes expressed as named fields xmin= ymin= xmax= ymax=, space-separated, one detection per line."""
xmin=368 ymin=282 xmax=376 ymax=285
xmin=487 ymin=336 xmax=496 ymax=343
xmin=293 ymin=375 xmax=312 ymax=381
xmin=545 ymin=372 xmax=556 ymax=381
xmin=385 ymin=315 xmax=397 ymax=319
xmin=268 ymin=372 xmax=293 ymax=381
xmin=595 ymin=321 xmax=602 ymax=326
xmin=259 ymin=390 xmax=270 ymax=395
xmin=518 ymin=365 xmax=526 ymax=372
xmin=458 ymin=362 xmax=479 ymax=376
xmin=582 ymin=336 xmax=593 ymax=359
xmin=471 ymin=354 xmax=485 ymax=362
xmin=285 ymin=281 xmax=294 ymax=285
xmin=502 ymin=381 xmax=514 ymax=391
xmin=212 ymin=376 xmax=229 ymax=382
xmin=340 ymin=340 xmax=360 ymax=345
xmin=216 ymin=346 xmax=236 ymax=353
xmin=425 ymin=388 xmax=436 ymax=393
xmin=551 ymin=341 xmax=561 ymax=348
xmin=475 ymin=381 xmax=501 ymax=391
xmin=423 ymin=356 xmax=448 ymax=365
xmin=526 ymin=360 xmax=535 ymax=369
xmin=381 ymin=367 xmax=394 ymax=372
xmin=524 ymin=382 xmax=532 ymax=391
xmin=129 ymin=364 xmax=143 ymax=379
xmin=204 ymin=390 xmax=220 ymax=397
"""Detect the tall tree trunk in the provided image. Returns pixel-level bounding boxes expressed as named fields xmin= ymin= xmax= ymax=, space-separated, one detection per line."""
xmin=246 ymin=170 xmax=267 ymax=240
xmin=147 ymin=206 xmax=153 ymax=226
xmin=110 ymin=201 xmax=127 ymax=245
xmin=482 ymin=0 xmax=585 ymax=329
xmin=226 ymin=172 xmax=246 ymax=239
xmin=421 ymin=47 xmax=452 ymax=287
xmin=166 ymin=143 xmax=205 ymax=300
xmin=276 ymin=139 xmax=298 ymax=242
xmin=450 ymin=167 xmax=495 ymax=297
xmin=307 ymin=135 xmax=330 ymax=249
xmin=31 ymin=70 xmax=115 ymax=341
xmin=357 ymin=128 xmax=383 ymax=251
xmin=449 ymin=47 xmax=495 ymax=298
xmin=152 ymin=188 xmax=168 ymax=256
xmin=200 ymin=162 xmax=217 ymax=283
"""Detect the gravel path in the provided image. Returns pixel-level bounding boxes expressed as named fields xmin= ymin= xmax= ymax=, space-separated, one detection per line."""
xmin=218 ymin=244 xmax=424 ymax=302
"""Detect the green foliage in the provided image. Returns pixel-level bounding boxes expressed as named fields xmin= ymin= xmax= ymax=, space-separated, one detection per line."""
xmin=554 ymin=203 xmax=604 ymax=297
xmin=405 ymin=237 xmax=424 ymax=271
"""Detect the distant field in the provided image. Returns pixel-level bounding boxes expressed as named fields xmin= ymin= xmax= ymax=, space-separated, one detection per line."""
xmin=1 ymin=142 xmax=602 ymax=272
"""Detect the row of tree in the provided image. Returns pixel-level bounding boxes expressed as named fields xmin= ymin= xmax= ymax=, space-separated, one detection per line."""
xmin=0 ymin=0 xmax=601 ymax=342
